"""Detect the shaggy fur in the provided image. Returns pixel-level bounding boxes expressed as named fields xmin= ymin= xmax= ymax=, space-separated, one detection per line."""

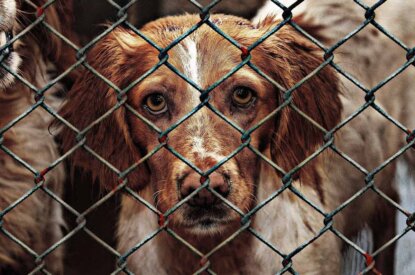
xmin=59 ymin=0 xmax=413 ymax=273
xmin=0 ymin=0 xmax=76 ymax=273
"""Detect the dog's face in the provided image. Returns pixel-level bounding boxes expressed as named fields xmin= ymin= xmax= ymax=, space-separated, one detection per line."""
xmin=121 ymin=16 xmax=282 ymax=234
xmin=0 ymin=0 xmax=21 ymax=88
xmin=61 ymin=15 xmax=341 ymax=236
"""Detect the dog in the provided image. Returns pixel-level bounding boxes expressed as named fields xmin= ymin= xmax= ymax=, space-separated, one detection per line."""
xmin=59 ymin=0 xmax=414 ymax=273
xmin=0 ymin=0 xmax=76 ymax=273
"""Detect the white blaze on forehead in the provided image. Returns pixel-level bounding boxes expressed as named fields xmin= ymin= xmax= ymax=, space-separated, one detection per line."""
xmin=179 ymin=39 xmax=200 ymax=86
xmin=176 ymin=37 xmax=201 ymax=109
xmin=177 ymin=39 xmax=226 ymax=166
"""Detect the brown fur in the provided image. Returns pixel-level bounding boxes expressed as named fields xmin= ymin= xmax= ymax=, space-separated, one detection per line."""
xmin=0 ymin=0 xmax=77 ymax=273
xmin=60 ymin=14 xmax=342 ymax=189
xmin=58 ymin=14 xmax=350 ymax=274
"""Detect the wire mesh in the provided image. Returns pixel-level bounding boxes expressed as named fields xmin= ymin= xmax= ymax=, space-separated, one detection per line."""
xmin=0 ymin=0 xmax=414 ymax=274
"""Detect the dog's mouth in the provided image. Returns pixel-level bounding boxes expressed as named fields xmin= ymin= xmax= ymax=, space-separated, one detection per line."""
xmin=179 ymin=204 xmax=235 ymax=234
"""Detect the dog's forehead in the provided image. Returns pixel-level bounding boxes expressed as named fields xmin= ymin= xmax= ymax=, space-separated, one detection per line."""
xmin=174 ymin=32 xmax=252 ymax=88
xmin=137 ymin=14 xmax=262 ymax=87
xmin=131 ymin=14 xmax=271 ymax=101
xmin=173 ymin=33 xmax=241 ymax=86
xmin=141 ymin=14 xmax=256 ymax=54
xmin=141 ymin=14 xmax=253 ymax=34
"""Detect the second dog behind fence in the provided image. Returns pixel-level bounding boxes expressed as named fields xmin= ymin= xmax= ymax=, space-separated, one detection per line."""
xmin=58 ymin=0 xmax=415 ymax=274
xmin=0 ymin=0 xmax=77 ymax=273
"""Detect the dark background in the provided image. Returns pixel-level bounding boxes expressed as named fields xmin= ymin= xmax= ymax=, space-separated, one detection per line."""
xmin=72 ymin=0 xmax=266 ymax=44
xmin=64 ymin=1 xmax=266 ymax=274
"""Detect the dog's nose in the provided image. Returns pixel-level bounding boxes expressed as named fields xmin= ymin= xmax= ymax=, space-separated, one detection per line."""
xmin=180 ymin=172 xmax=230 ymax=207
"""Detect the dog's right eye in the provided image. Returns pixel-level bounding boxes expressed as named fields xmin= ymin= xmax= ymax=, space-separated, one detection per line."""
xmin=232 ymin=86 xmax=256 ymax=108
xmin=144 ymin=93 xmax=168 ymax=115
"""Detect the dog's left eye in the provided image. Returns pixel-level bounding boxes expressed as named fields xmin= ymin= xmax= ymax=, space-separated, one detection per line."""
xmin=144 ymin=93 xmax=168 ymax=115
xmin=232 ymin=87 xmax=256 ymax=108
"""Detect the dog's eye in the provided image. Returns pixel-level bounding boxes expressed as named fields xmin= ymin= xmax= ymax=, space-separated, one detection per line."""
xmin=144 ymin=94 xmax=167 ymax=114
xmin=232 ymin=87 xmax=255 ymax=107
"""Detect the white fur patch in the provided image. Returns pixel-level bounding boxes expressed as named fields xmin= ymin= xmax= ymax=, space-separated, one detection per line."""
xmin=0 ymin=51 xmax=21 ymax=89
xmin=192 ymin=136 xmax=207 ymax=158
xmin=191 ymin=136 xmax=225 ymax=162
xmin=341 ymin=225 xmax=373 ymax=274
xmin=0 ymin=0 xmax=17 ymax=30
xmin=0 ymin=31 xmax=6 ymax=46
xmin=178 ymin=39 xmax=200 ymax=85
xmin=0 ymin=0 xmax=20 ymax=89
xmin=395 ymin=162 xmax=415 ymax=274
xmin=186 ymin=40 xmax=199 ymax=84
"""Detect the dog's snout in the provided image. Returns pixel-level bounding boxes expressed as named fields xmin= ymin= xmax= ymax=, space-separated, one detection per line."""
xmin=180 ymin=172 xmax=230 ymax=207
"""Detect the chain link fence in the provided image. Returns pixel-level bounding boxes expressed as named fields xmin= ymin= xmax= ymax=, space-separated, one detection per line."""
xmin=0 ymin=0 xmax=414 ymax=274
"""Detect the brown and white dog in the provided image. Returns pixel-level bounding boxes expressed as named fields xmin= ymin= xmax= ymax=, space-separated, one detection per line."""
xmin=59 ymin=0 xmax=414 ymax=274
xmin=0 ymin=0 xmax=76 ymax=273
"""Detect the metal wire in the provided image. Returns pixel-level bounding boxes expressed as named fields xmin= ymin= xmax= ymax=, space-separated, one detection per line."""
xmin=0 ymin=0 xmax=414 ymax=274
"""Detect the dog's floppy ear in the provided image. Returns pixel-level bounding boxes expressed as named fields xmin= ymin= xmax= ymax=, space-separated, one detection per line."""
xmin=58 ymin=28 xmax=150 ymax=190
xmin=256 ymin=19 xmax=342 ymax=180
